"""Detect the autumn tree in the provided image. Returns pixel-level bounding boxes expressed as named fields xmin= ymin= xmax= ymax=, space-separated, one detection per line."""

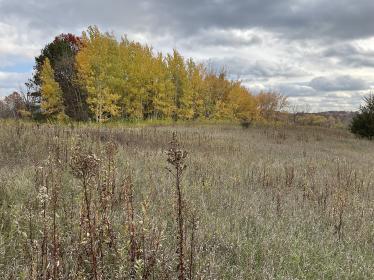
xmin=136 ymin=50 xmax=175 ymax=119
xmin=227 ymin=82 xmax=258 ymax=122
xmin=256 ymin=91 xmax=288 ymax=121
xmin=187 ymin=59 xmax=205 ymax=119
xmin=150 ymin=53 xmax=176 ymax=118
xmin=118 ymin=40 xmax=145 ymax=118
xmin=76 ymin=26 xmax=121 ymax=122
xmin=40 ymin=58 xmax=67 ymax=120
xmin=167 ymin=49 xmax=194 ymax=120
xmin=118 ymin=40 xmax=174 ymax=119
xmin=0 ymin=92 xmax=28 ymax=119
xmin=203 ymin=70 xmax=232 ymax=119
xmin=26 ymin=26 xmax=287 ymax=124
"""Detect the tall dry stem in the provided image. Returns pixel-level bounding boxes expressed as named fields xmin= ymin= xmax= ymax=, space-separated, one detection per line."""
xmin=70 ymin=144 xmax=101 ymax=280
xmin=167 ymin=132 xmax=188 ymax=280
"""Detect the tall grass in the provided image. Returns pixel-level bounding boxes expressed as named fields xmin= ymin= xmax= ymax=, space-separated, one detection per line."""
xmin=0 ymin=120 xmax=373 ymax=279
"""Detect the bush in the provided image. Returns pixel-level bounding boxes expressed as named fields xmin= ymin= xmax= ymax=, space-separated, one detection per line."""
xmin=350 ymin=94 xmax=374 ymax=139
xmin=240 ymin=120 xmax=251 ymax=129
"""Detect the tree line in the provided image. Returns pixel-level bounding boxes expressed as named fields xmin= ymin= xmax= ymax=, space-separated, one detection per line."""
xmin=1 ymin=26 xmax=287 ymax=123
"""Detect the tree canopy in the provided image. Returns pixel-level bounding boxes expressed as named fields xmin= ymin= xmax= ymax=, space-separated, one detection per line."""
xmin=12 ymin=26 xmax=288 ymax=123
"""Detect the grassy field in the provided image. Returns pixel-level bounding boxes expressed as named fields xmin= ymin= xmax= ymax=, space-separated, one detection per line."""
xmin=0 ymin=121 xmax=373 ymax=279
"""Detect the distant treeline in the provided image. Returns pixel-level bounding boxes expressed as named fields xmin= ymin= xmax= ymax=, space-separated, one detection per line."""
xmin=0 ymin=26 xmax=288 ymax=123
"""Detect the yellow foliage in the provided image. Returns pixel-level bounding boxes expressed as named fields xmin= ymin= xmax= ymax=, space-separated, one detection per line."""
xmin=166 ymin=49 xmax=194 ymax=120
xmin=76 ymin=26 xmax=121 ymax=122
xmin=40 ymin=58 xmax=67 ymax=120
xmin=72 ymin=26 xmax=286 ymax=123
xmin=227 ymin=83 xmax=258 ymax=122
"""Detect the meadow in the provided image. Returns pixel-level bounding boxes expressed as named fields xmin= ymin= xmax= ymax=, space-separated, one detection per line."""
xmin=0 ymin=121 xmax=373 ymax=279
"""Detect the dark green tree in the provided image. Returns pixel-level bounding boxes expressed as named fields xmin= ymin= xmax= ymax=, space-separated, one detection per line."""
xmin=350 ymin=94 xmax=374 ymax=139
xmin=30 ymin=34 xmax=89 ymax=120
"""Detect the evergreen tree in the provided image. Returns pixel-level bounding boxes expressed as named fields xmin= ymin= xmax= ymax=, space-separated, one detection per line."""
xmin=351 ymin=94 xmax=374 ymax=139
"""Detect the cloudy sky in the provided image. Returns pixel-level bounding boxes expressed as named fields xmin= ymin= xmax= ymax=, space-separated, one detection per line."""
xmin=1 ymin=0 xmax=374 ymax=111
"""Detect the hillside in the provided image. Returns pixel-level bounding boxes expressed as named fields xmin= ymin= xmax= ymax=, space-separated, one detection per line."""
xmin=316 ymin=111 xmax=356 ymax=126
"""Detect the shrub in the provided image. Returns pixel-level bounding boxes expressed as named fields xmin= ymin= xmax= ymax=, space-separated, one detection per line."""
xmin=240 ymin=120 xmax=251 ymax=129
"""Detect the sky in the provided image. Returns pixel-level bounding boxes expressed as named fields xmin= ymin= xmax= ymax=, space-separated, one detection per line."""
xmin=1 ymin=0 xmax=374 ymax=111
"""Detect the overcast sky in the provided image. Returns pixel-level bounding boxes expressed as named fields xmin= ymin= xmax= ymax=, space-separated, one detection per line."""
xmin=1 ymin=0 xmax=374 ymax=111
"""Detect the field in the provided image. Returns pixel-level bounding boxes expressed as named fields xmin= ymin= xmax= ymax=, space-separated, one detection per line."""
xmin=0 ymin=121 xmax=373 ymax=279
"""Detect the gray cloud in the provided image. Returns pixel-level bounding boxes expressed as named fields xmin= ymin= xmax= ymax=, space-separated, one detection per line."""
xmin=285 ymin=92 xmax=365 ymax=112
xmin=207 ymin=57 xmax=308 ymax=81
xmin=1 ymin=0 xmax=374 ymax=41
xmin=275 ymin=83 xmax=316 ymax=97
xmin=309 ymin=75 xmax=369 ymax=92
xmin=138 ymin=0 xmax=374 ymax=41
xmin=245 ymin=79 xmax=368 ymax=112
xmin=323 ymin=43 xmax=374 ymax=68
xmin=0 ymin=71 xmax=30 ymax=96
xmin=182 ymin=29 xmax=263 ymax=49
xmin=0 ymin=0 xmax=374 ymax=110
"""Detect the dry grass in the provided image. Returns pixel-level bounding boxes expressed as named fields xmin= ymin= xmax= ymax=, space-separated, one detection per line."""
xmin=0 ymin=120 xmax=373 ymax=279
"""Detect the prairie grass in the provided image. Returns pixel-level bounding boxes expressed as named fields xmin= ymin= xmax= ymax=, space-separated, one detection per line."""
xmin=0 ymin=120 xmax=373 ymax=279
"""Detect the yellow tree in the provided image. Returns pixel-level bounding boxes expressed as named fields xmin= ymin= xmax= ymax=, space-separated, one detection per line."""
xmin=147 ymin=53 xmax=175 ymax=118
xmin=119 ymin=42 xmax=174 ymax=119
xmin=187 ymin=59 xmax=205 ymax=119
xmin=227 ymin=82 xmax=259 ymax=122
xmin=166 ymin=49 xmax=194 ymax=120
xmin=118 ymin=40 xmax=145 ymax=119
xmin=76 ymin=26 xmax=121 ymax=122
xmin=203 ymin=70 xmax=232 ymax=119
xmin=40 ymin=58 xmax=67 ymax=120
